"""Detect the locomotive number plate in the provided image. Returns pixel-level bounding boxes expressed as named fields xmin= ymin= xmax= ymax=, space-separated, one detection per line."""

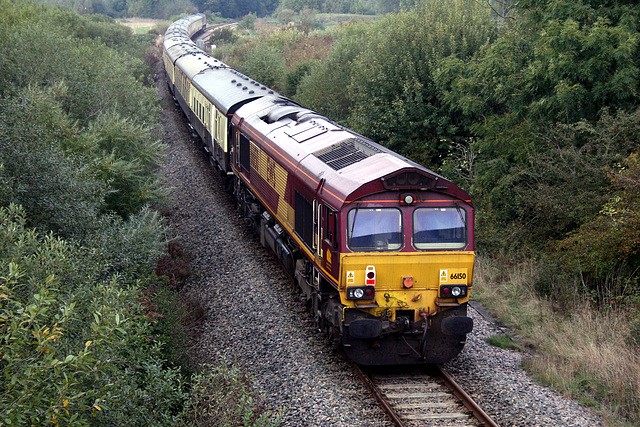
xmin=440 ymin=269 xmax=468 ymax=284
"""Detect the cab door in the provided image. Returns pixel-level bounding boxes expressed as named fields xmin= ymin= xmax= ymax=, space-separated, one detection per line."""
xmin=321 ymin=205 xmax=339 ymax=281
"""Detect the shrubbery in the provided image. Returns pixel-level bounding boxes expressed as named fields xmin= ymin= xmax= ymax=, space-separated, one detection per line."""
xmin=1 ymin=2 xmax=282 ymax=425
xmin=0 ymin=0 xmax=186 ymax=424
xmin=0 ymin=205 xmax=186 ymax=426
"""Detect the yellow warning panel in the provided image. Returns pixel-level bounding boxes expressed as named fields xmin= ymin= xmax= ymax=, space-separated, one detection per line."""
xmin=440 ymin=269 xmax=468 ymax=284
xmin=346 ymin=271 xmax=355 ymax=284
xmin=439 ymin=270 xmax=448 ymax=283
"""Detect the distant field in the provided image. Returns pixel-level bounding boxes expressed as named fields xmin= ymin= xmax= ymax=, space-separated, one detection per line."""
xmin=117 ymin=18 xmax=165 ymax=34
xmin=316 ymin=13 xmax=377 ymax=22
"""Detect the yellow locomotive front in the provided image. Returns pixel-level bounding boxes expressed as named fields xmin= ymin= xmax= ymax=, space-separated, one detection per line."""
xmin=333 ymin=180 xmax=475 ymax=365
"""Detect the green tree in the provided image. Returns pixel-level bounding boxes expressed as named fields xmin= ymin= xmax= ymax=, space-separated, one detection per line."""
xmin=442 ymin=0 xmax=640 ymax=253
xmin=278 ymin=0 xmax=321 ymax=13
xmin=294 ymin=21 xmax=371 ymax=122
xmin=239 ymin=12 xmax=258 ymax=30
xmin=241 ymin=45 xmax=288 ymax=91
xmin=346 ymin=0 xmax=498 ymax=164
xmin=553 ymin=109 xmax=640 ymax=299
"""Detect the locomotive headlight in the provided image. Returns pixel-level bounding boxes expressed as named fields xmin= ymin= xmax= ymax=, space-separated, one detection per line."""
xmin=400 ymin=193 xmax=416 ymax=205
xmin=347 ymin=286 xmax=375 ymax=300
xmin=440 ymin=285 xmax=468 ymax=298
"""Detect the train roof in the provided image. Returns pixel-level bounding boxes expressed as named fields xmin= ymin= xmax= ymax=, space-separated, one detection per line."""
xmin=234 ymin=96 xmax=471 ymax=208
xmin=192 ymin=68 xmax=278 ymax=115
xmin=168 ymin=13 xmax=205 ymax=35
xmin=164 ymin=14 xmax=205 ymax=54
xmin=174 ymin=50 xmax=227 ymax=79
xmin=164 ymin=40 xmax=202 ymax=62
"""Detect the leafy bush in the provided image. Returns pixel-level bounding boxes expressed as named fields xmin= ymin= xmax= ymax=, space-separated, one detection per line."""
xmin=82 ymin=112 xmax=167 ymax=218
xmin=85 ymin=207 xmax=166 ymax=284
xmin=208 ymin=26 xmax=238 ymax=46
xmin=238 ymin=13 xmax=258 ymax=30
xmin=0 ymin=204 xmax=187 ymax=426
xmin=0 ymin=5 xmax=159 ymax=125
xmin=555 ymin=148 xmax=640 ymax=303
xmin=0 ymin=86 xmax=106 ymax=240
xmin=241 ymin=45 xmax=288 ymax=91
xmin=294 ymin=21 xmax=368 ymax=121
xmin=0 ymin=3 xmax=190 ymax=425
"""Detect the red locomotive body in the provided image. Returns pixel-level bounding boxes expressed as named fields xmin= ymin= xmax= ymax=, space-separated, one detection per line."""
xmin=165 ymin=15 xmax=475 ymax=365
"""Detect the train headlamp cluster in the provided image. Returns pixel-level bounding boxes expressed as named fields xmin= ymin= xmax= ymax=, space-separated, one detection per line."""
xmin=440 ymin=285 xmax=468 ymax=298
xmin=348 ymin=265 xmax=377 ymax=300
xmin=347 ymin=286 xmax=375 ymax=300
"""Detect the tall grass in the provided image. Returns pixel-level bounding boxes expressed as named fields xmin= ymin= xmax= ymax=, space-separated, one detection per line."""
xmin=473 ymin=256 xmax=640 ymax=426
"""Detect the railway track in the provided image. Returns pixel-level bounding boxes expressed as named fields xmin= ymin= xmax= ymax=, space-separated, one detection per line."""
xmin=193 ymin=22 xmax=237 ymax=46
xmin=351 ymin=362 xmax=499 ymax=427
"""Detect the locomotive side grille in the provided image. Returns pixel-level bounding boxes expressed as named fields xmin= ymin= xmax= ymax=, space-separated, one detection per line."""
xmin=314 ymin=138 xmax=383 ymax=170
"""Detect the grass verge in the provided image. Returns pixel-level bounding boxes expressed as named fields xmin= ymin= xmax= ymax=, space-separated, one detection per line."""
xmin=473 ymin=255 xmax=640 ymax=426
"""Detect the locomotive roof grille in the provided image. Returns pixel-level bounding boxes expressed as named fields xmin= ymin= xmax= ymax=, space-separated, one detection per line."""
xmin=313 ymin=138 xmax=384 ymax=170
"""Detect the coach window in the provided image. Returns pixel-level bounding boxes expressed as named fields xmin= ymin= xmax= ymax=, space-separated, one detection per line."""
xmin=347 ymin=208 xmax=402 ymax=252
xmin=413 ymin=207 xmax=466 ymax=249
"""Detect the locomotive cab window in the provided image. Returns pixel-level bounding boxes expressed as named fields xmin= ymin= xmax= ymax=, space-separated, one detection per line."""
xmin=347 ymin=208 xmax=402 ymax=252
xmin=413 ymin=207 xmax=466 ymax=249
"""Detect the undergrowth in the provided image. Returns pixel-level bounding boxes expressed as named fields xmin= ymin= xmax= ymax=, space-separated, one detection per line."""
xmin=473 ymin=255 xmax=640 ymax=426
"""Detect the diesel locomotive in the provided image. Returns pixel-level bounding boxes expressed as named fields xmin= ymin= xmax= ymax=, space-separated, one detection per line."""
xmin=163 ymin=14 xmax=475 ymax=365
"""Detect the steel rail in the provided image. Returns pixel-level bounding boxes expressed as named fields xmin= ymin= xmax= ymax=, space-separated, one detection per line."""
xmin=348 ymin=358 xmax=406 ymax=427
xmin=436 ymin=364 xmax=500 ymax=427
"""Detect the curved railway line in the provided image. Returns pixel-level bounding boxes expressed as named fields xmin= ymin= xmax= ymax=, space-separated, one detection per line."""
xmin=352 ymin=361 xmax=499 ymax=427
xmin=192 ymin=22 xmax=237 ymax=46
